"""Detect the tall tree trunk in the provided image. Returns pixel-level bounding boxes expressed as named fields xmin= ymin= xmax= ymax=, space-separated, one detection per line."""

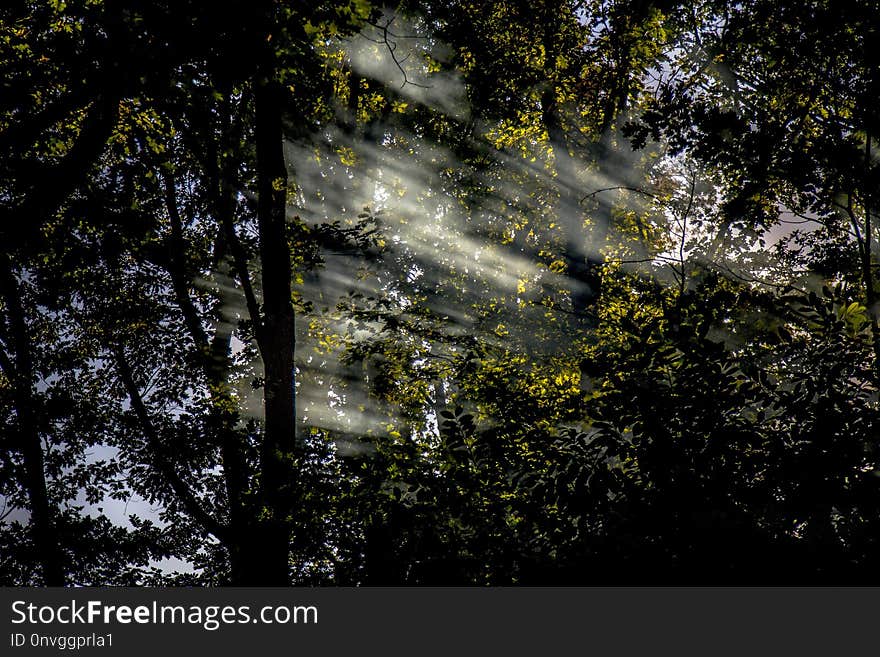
xmin=251 ymin=49 xmax=297 ymax=585
xmin=0 ymin=255 xmax=65 ymax=585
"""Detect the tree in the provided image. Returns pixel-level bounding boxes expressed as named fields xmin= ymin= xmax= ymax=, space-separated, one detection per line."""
xmin=4 ymin=0 xmax=880 ymax=585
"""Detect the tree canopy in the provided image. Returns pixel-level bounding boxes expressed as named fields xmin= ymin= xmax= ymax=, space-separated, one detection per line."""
xmin=2 ymin=0 xmax=880 ymax=585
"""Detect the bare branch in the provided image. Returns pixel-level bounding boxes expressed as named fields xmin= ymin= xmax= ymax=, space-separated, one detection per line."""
xmin=581 ymin=186 xmax=659 ymax=203
xmin=362 ymin=17 xmax=432 ymax=90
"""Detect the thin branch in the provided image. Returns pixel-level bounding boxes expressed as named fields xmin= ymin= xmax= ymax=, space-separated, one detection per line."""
xmin=362 ymin=18 xmax=432 ymax=90
xmin=221 ymin=217 xmax=266 ymax=350
xmin=364 ymin=17 xmax=426 ymax=40
xmin=0 ymin=496 xmax=15 ymax=522
xmin=111 ymin=344 xmax=228 ymax=542
xmin=580 ymin=185 xmax=659 ymax=203
xmin=713 ymin=261 xmax=803 ymax=291
xmin=677 ymin=171 xmax=698 ymax=296
xmin=160 ymin=170 xmax=209 ymax=349
xmin=843 ymin=193 xmax=868 ymax=267
xmin=193 ymin=90 xmax=266 ymax=353
xmin=604 ymin=256 xmax=663 ymax=265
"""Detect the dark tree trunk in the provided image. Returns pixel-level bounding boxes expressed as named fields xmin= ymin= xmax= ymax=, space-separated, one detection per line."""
xmin=250 ymin=51 xmax=297 ymax=586
xmin=0 ymin=256 xmax=65 ymax=586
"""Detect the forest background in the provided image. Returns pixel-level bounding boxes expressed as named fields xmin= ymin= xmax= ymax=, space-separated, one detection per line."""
xmin=2 ymin=0 xmax=880 ymax=585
